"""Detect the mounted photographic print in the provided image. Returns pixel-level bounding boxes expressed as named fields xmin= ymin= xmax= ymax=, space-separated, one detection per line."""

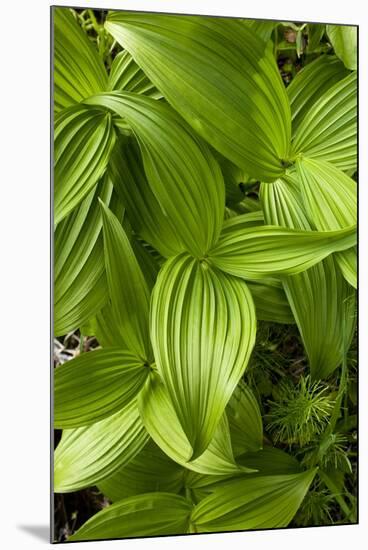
xmin=52 ymin=5 xmax=358 ymax=543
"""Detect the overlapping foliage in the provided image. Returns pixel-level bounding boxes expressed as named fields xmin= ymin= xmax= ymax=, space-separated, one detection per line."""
xmin=53 ymin=8 xmax=357 ymax=541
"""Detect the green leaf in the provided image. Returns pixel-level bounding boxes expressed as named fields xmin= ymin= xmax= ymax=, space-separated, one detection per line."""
xmin=54 ymin=348 xmax=149 ymax=429
xmin=227 ymin=381 xmax=263 ymax=456
xmin=292 ymin=72 xmax=357 ymax=171
xmin=69 ymin=493 xmax=192 ymax=541
xmin=187 ymin=446 xmax=303 ymax=501
xmin=100 ymin=202 xmax=152 ymax=360
xmin=191 ymin=469 xmax=317 ymax=532
xmin=98 ymin=440 xmax=185 ymax=502
xmin=105 ymin=12 xmax=291 ymax=181
xmin=54 ymin=399 xmax=149 ymax=492
xmin=139 ymin=372 xmax=253 ymax=475
xmin=287 ymin=55 xmax=349 ymax=134
xmin=242 ymin=19 xmax=277 ymax=42
xmin=306 ymin=23 xmax=326 ymax=52
xmin=237 ymin=447 xmax=303 ymax=474
xmin=296 ymin=157 xmax=357 ymax=288
xmin=150 ymin=254 xmax=256 ymax=457
xmin=260 ymin=173 xmax=356 ymax=379
xmin=85 ymin=92 xmax=225 ymax=257
xmin=247 ymin=279 xmax=295 ymax=324
xmin=221 ymin=211 xmax=264 ymax=236
xmin=53 ymin=7 xmax=107 ymax=112
xmin=54 ymin=178 xmax=123 ymax=336
xmin=107 ymin=49 xmax=161 ymax=98
xmin=209 ymin=217 xmax=356 ymax=280
xmin=215 ymin=152 xmax=248 ymax=207
xmin=54 ymin=105 xmax=116 ymax=224
xmin=326 ymin=25 xmax=357 ymax=70
xmin=87 ymin=238 xmax=160 ymax=349
xmin=186 ymin=448 xmax=302 ymax=503
xmin=107 ymin=135 xmax=182 ymax=257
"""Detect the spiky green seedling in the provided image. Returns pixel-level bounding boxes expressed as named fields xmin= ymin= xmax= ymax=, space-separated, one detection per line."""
xmin=266 ymin=375 xmax=334 ymax=447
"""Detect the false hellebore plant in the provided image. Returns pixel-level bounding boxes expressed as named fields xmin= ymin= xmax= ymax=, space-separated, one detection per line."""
xmin=53 ymin=8 xmax=357 ymax=540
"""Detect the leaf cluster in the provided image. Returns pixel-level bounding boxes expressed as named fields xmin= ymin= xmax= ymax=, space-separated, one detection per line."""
xmin=53 ymin=9 xmax=357 ymax=540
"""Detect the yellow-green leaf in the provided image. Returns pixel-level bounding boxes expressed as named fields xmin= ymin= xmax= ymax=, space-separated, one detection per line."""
xmin=69 ymin=493 xmax=192 ymax=541
xmin=191 ymin=469 xmax=317 ymax=532
xmin=53 ymin=7 xmax=107 ymax=112
xmin=105 ymin=12 xmax=291 ymax=181
xmin=54 ymin=105 xmax=116 ymax=224
xmin=85 ymin=92 xmax=225 ymax=257
xmin=54 ymin=348 xmax=149 ymax=429
xmin=150 ymin=254 xmax=256 ymax=457
xmin=54 ymin=399 xmax=149 ymax=492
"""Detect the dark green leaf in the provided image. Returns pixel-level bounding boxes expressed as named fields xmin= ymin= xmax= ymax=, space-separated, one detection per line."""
xmin=107 ymin=135 xmax=182 ymax=257
xmin=98 ymin=440 xmax=185 ymax=502
xmin=227 ymin=381 xmax=263 ymax=456
xmin=247 ymin=279 xmax=295 ymax=324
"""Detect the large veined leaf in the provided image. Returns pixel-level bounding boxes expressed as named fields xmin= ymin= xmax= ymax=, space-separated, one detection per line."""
xmin=292 ymin=72 xmax=357 ymax=171
xmin=260 ymin=174 xmax=356 ymax=379
xmin=54 ymin=104 xmax=116 ymax=224
xmin=54 ymin=348 xmax=149 ymax=429
xmin=191 ymin=469 xmax=317 ymax=532
xmin=247 ymin=279 xmax=295 ymax=324
xmin=54 ymin=399 xmax=149 ymax=492
xmin=287 ymin=55 xmax=349 ymax=134
xmin=107 ymin=135 xmax=182 ymax=257
xmin=139 ymin=373 xmax=253 ymax=475
xmin=54 ymin=178 xmax=123 ymax=336
xmin=283 ymin=259 xmax=356 ymax=379
xmin=104 ymin=12 xmax=291 ymax=181
xmin=220 ymin=211 xmax=264 ymax=236
xmin=227 ymin=381 xmax=263 ymax=456
xmin=186 ymin=447 xmax=302 ymax=503
xmin=85 ymin=92 xmax=225 ymax=257
xmin=98 ymin=440 xmax=185 ymax=502
xmin=237 ymin=447 xmax=303 ymax=475
xmin=296 ymin=157 xmax=357 ymax=288
xmin=87 ymin=238 xmax=160 ymax=349
xmin=326 ymin=25 xmax=357 ymax=70
xmin=69 ymin=493 xmax=192 ymax=541
xmin=107 ymin=49 xmax=161 ymax=98
xmin=209 ymin=218 xmax=356 ymax=280
xmin=150 ymin=254 xmax=256 ymax=457
xmin=100 ymin=202 xmax=152 ymax=360
xmin=53 ymin=7 xmax=107 ymax=112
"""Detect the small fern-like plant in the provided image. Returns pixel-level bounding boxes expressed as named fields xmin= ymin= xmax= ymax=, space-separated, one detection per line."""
xmin=266 ymin=376 xmax=334 ymax=447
